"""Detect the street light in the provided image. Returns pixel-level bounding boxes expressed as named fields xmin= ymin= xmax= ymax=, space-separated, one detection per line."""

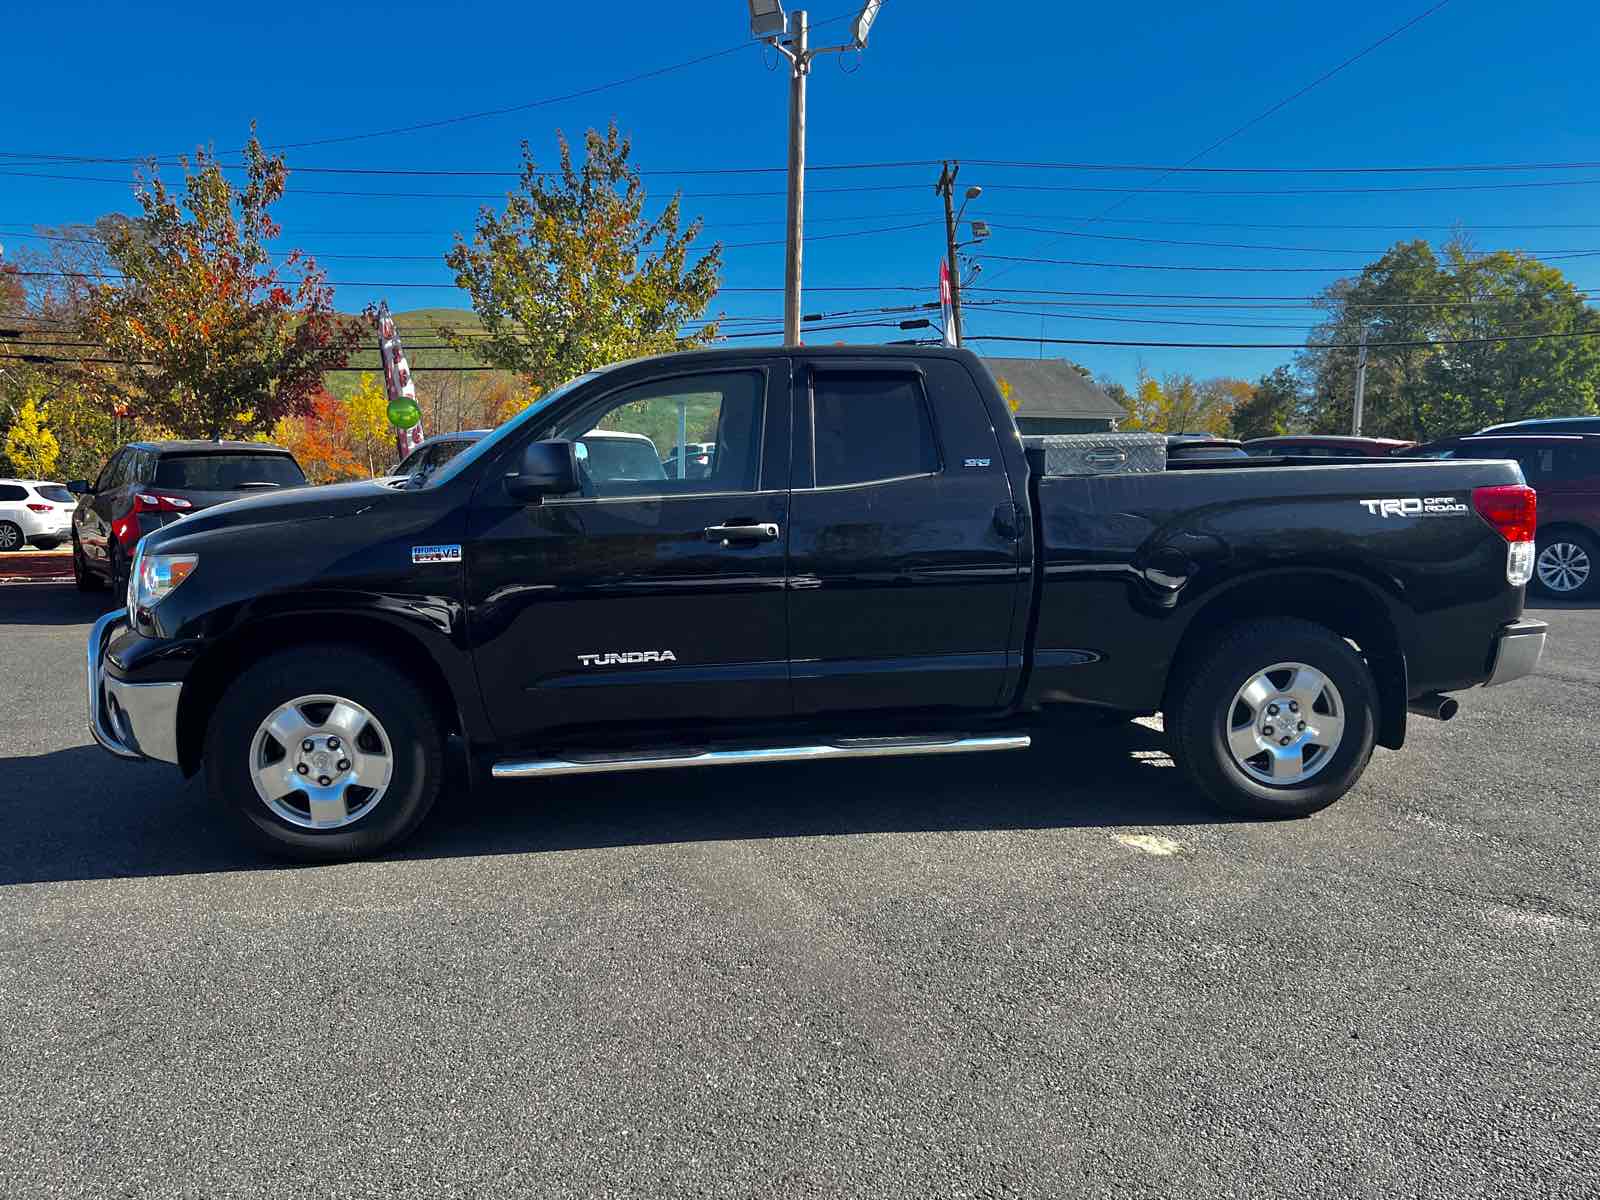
xmin=747 ymin=0 xmax=787 ymax=38
xmin=852 ymin=0 xmax=883 ymax=46
xmin=751 ymin=3 xmax=890 ymax=346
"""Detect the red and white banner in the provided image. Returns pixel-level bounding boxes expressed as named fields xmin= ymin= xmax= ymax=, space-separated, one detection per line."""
xmin=938 ymin=261 xmax=957 ymax=347
xmin=376 ymin=300 xmax=424 ymax=457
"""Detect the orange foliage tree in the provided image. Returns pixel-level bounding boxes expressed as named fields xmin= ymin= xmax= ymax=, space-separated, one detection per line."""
xmin=273 ymin=391 xmax=364 ymax=483
xmin=83 ymin=128 xmax=364 ymax=439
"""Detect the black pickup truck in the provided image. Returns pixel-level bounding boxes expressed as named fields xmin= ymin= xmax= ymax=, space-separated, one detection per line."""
xmin=87 ymin=346 xmax=1547 ymax=860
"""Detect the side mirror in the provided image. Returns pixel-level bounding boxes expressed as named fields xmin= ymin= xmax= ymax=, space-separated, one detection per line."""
xmin=505 ymin=439 xmax=580 ymax=502
xmin=66 ymin=480 xmax=89 ymax=495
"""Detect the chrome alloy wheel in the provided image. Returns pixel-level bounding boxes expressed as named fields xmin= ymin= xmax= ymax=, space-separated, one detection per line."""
xmin=249 ymin=694 xmax=394 ymax=829
xmin=1225 ymin=662 xmax=1346 ymax=786
xmin=1537 ymin=540 xmax=1591 ymax=594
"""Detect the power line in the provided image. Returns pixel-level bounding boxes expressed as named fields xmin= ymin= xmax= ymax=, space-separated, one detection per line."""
xmin=0 ymin=219 xmax=940 ymax=257
xmin=962 ymin=327 xmax=1600 ymax=351
xmin=20 ymin=212 xmax=1600 ymax=237
xmin=19 ymin=150 xmax=1600 ymax=178
xmin=0 ymin=168 xmax=925 ymax=200
xmin=988 ymin=0 xmax=1457 ymax=285
xmin=20 ymin=165 xmax=1600 ymax=200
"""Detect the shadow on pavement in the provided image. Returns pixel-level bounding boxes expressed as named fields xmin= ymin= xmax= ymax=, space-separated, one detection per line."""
xmin=0 ymin=583 xmax=112 ymax=627
xmin=0 ymin=721 xmax=1242 ymax=887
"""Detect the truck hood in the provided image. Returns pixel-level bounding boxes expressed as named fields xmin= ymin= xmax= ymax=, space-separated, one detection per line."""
xmin=148 ymin=479 xmax=396 ymax=544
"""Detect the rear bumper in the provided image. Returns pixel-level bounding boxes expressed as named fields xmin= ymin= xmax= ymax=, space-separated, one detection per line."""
xmin=86 ymin=611 xmax=182 ymax=764
xmin=1484 ymin=618 xmax=1547 ymax=687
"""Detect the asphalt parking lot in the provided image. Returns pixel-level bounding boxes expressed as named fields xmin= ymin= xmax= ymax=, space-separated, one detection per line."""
xmin=2 ymin=584 xmax=1596 ymax=1198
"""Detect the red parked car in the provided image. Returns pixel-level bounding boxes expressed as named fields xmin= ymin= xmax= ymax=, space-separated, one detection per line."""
xmin=1401 ymin=433 xmax=1600 ymax=600
xmin=1244 ymin=435 xmax=1415 ymax=458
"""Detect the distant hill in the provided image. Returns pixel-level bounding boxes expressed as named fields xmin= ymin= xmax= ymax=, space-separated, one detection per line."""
xmin=324 ymin=307 xmax=499 ymax=400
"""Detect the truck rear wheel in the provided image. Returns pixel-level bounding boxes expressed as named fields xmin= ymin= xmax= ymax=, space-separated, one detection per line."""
xmin=204 ymin=646 xmax=444 ymax=861
xmin=1167 ymin=618 xmax=1376 ymax=819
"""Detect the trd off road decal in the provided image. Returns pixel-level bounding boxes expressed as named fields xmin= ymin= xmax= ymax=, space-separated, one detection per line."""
xmin=1358 ymin=497 xmax=1468 ymax=518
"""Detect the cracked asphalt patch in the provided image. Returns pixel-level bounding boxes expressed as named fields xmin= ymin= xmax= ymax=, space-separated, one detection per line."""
xmin=1 ymin=586 xmax=1596 ymax=1197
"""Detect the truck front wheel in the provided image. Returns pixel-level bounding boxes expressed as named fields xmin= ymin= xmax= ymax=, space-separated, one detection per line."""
xmin=1167 ymin=618 xmax=1376 ymax=819
xmin=204 ymin=646 xmax=444 ymax=861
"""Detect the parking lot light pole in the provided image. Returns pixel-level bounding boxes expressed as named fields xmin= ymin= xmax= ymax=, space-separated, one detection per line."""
xmin=750 ymin=2 xmax=888 ymax=346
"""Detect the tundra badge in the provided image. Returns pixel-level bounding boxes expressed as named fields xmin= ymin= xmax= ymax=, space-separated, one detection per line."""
xmin=578 ymin=651 xmax=679 ymax=667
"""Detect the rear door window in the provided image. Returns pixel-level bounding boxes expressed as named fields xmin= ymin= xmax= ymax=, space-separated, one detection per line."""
xmin=811 ymin=372 xmax=940 ymax=488
xmin=152 ymin=454 xmax=307 ymax=490
xmin=0 ymin=484 xmax=27 ymax=502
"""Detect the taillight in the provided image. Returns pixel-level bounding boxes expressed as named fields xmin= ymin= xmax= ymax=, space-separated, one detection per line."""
xmin=112 ymin=494 xmax=194 ymax=549
xmin=134 ymin=493 xmax=193 ymax=514
xmin=25 ymin=503 xmax=52 ymax=513
xmin=1473 ymin=484 xmax=1537 ymax=586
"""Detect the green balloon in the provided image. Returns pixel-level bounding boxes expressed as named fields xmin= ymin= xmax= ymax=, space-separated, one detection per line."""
xmin=387 ymin=397 xmax=420 ymax=429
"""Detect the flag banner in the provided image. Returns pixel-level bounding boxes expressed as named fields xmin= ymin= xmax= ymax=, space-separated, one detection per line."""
xmin=376 ymin=300 xmax=425 ymax=457
xmin=939 ymin=261 xmax=957 ymax=347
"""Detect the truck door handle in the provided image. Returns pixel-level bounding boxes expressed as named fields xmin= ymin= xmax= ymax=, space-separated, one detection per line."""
xmin=704 ymin=522 xmax=780 ymax=545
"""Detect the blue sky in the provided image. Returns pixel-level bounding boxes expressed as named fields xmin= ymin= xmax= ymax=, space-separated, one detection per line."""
xmin=3 ymin=0 xmax=1598 ymax=388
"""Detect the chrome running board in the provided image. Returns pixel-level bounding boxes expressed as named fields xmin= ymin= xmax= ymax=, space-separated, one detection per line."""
xmin=490 ymin=734 xmax=1031 ymax=780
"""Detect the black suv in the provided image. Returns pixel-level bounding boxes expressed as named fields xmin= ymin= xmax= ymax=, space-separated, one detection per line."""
xmin=70 ymin=441 xmax=307 ymax=597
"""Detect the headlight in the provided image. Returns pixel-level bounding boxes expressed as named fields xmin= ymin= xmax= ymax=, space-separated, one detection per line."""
xmin=132 ymin=551 xmax=199 ymax=613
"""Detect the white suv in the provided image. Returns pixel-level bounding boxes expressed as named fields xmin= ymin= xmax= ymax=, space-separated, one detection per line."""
xmin=0 ymin=479 xmax=76 ymax=551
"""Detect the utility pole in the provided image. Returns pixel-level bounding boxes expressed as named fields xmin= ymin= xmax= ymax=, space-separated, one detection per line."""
xmin=935 ymin=162 xmax=964 ymax=347
xmin=749 ymin=2 xmax=886 ymax=346
xmin=782 ymin=10 xmax=809 ymax=347
xmin=1352 ymin=325 xmax=1370 ymax=435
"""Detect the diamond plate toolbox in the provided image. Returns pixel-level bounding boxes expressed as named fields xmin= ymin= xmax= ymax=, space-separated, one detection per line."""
xmin=1023 ymin=432 xmax=1168 ymax=476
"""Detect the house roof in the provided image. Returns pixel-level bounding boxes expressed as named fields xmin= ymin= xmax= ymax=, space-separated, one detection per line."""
xmin=982 ymin=357 xmax=1125 ymax=421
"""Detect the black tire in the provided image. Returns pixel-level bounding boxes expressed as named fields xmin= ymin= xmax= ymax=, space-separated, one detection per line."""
xmin=109 ymin=544 xmax=130 ymax=603
xmin=32 ymin=537 xmax=60 ymax=551
xmin=204 ymin=646 xmax=445 ymax=862
xmin=1166 ymin=618 xmax=1377 ymax=820
xmin=1532 ymin=529 xmax=1597 ymax=601
xmin=72 ymin=536 xmax=105 ymax=592
xmin=0 ymin=521 xmax=22 ymax=552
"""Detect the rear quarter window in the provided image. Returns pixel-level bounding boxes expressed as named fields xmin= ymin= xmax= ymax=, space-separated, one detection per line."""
xmin=811 ymin=371 xmax=941 ymax=487
xmin=34 ymin=485 xmax=74 ymax=503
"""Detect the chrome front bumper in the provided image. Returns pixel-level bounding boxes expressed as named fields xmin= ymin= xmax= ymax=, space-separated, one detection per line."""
xmin=87 ymin=611 xmax=181 ymax=764
xmin=1484 ymin=618 xmax=1548 ymax=687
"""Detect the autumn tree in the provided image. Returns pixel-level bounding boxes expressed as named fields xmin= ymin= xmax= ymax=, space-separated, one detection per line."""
xmin=1230 ymin=366 xmax=1300 ymax=439
xmin=345 ymin=373 xmax=396 ymax=476
xmin=1122 ymin=370 xmax=1236 ymax=434
xmin=272 ymin=392 xmax=364 ymax=484
xmin=443 ymin=122 xmax=723 ymax=399
xmin=83 ymin=131 xmax=364 ymax=439
xmin=3 ymin=394 xmax=60 ymax=477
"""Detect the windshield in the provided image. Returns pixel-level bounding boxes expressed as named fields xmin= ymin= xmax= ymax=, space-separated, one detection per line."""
xmin=152 ymin=453 xmax=307 ymax=490
xmin=420 ymin=368 xmax=608 ymax=489
xmin=35 ymin=485 xmax=74 ymax=503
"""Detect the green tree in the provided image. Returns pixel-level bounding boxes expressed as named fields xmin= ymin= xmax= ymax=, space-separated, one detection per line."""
xmin=443 ymin=122 xmax=722 ymax=399
xmin=83 ymin=130 xmax=364 ymax=439
xmin=4 ymin=394 xmax=60 ymax=477
xmin=1300 ymin=239 xmax=1600 ymax=439
xmin=1230 ymin=366 xmax=1300 ymax=439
